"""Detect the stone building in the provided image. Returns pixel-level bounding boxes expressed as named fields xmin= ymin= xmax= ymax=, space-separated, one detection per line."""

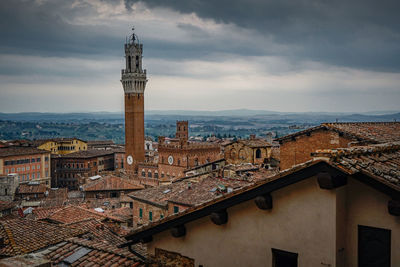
xmin=223 ymin=135 xmax=272 ymax=165
xmin=51 ymin=150 xmax=115 ymax=190
xmin=277 ymin=122 xmax=400 ymax=170
xmin=157 ymin=121 xmax=221 ymax=181
xmin=0 ymin=173 xmax=18 ymax=201
xmin=0 ymin=147 xmax=51 ymax=186
xmin=121 ymin=29 xmax=147 ymax=175
xmin=33 ymin=138 xmax=87 ymax=155
xmin=122 ymin=142 xmax=400 ymax=267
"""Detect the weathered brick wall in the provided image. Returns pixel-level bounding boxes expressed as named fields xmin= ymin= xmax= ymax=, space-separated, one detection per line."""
xmin=132 ymin=199 xmax=166 ymax=227
xmin=280 ymin=129 xmax=353 ymax=170
xmin=225 ymin=143 xmax=270 ymax=164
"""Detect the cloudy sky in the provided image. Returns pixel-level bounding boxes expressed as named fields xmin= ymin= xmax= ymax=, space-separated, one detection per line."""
xmin=1 ymin=0 xmax=399 ymax=113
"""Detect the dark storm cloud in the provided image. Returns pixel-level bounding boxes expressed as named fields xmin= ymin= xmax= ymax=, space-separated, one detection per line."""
xmin=125 ymin=0 xmax=400 ymax=71
xmin=0 ymin=0 xmax=121 ymax=58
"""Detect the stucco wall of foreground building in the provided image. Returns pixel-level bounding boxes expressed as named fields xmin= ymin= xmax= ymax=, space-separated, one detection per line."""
xmin=344 ymin=179 xmax=400 ymax=267
xmin=147 ymin=176 xmax=400 ymax=266
xmin=148 ymin=177 xmax=338 ymax=267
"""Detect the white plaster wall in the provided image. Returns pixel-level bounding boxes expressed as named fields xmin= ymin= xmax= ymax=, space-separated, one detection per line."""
xmin=344 ymin=179 xmax=400 ymax=267
xmin=149 ymin=177 xmax=338 ymax=267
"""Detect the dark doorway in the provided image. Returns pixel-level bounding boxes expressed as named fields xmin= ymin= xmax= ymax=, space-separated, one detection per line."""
xmin=272 ymin=248 xmax=298 ymax=267
xmin=358 ymin=225 xmax=391 ymax=267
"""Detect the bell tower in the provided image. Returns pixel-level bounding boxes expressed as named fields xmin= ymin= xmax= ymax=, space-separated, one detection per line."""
xmin=121 ymin=28 xmax=147 ymax=175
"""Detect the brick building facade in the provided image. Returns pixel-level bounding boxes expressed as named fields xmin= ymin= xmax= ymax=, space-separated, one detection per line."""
xmin=277 ymin=122 xmax=400 ymax=170
xmin=0 ymin=147 xmax=51 ymax=186
xmin=51 ymin=150 xmax=115 ymax=190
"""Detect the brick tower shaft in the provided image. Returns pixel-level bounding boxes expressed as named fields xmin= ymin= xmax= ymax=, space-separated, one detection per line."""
xmin=121 ymin=28 xmax=147 ymax=175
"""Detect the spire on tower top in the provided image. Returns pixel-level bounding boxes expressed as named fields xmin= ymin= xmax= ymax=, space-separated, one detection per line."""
xmin=128 ymin=26 xmax=139 ymax=44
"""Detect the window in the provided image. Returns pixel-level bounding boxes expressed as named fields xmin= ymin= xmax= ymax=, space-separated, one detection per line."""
xmin=32 ymin=173 xmax=35 ymax=179
xmin=256 ymin=148 xmax=262 ymax=159
xmin=149 ymin=211 xmax=153 ymax=221
xmin=37 ymin=173 xmax=40 ymax=178
xmin=37 ymin=158 xmax=41 ymax=162
xmin=110 ymin=192 xmax=118 ymax=198
xmin=5 ymin=188 xmax=7 ymax=195
xmin=32 ymin=165 xmax=35 ymax=170
xmin=173 ymin=206 xmax=179 ymax=214
xmin=154 ymin=172 xmax=159 ymax=179
xmin=272 ymin=248 xmax=298 ymax=267
xmin=142 ymin=170 xmax=146 ymax=177
xmin=37 ymin=165 xmax=40 ymax=169
xmin=160 ymin=214 xmax=164 ymax=219
xmin=358 ymin=225 xmax=391 ymax=267
xmin=139 ymin=208 xmax=143 ymax=218
xmin=148 ymin=171 xmax=152 ymax=178
xmin=130 ymin=202 xmax=133 ymax=209
xmin=26 ymin=166 xmax=30 ymax=171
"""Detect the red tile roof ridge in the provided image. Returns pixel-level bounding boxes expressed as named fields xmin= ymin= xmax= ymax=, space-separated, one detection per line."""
xmin=312 ymin=141 xmax=400 ymax=159
xmin=48 ymin=205 xmax=124 ymax=223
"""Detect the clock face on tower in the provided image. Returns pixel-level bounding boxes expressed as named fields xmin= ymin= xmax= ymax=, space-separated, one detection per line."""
xmin=168 ymin=155 xmax=174 ymax=165
xmin=127 ymin=155 xmax=133 ymax=165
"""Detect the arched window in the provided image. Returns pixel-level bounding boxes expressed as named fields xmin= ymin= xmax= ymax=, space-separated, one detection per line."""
xmin=256 ymin=148 xmax=262 ymax=159
xmin=128 ymin=56 xmax=132 ymax=71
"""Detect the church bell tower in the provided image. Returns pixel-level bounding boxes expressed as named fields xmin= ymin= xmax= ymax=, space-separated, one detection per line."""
xmin=121 ymin=28 xmax=147 ymax=174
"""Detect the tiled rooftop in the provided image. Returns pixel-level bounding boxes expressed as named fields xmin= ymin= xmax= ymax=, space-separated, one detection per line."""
xmin=18 ymin=183 xmax=48 ymax=194
xmin=323 ymin=122 xmax=400 ymax=143
xmin=0 ymin=200 xmax=15 ymax=211
xmin=104 ymin=207 xmax=133 ymax=223
xmin=130 ymin=175 xmax=255 ymax=208
xmin=0 ymin=218 xmax=85 ymax=257
xmin=54 ymin=149 xmax=115 ymax=159
xmin=0 ymin=146 xmax=49 ymax=157
xmin=42 ymin=237 xmax=144 ymax=267
xmin=83 ymin=176 xmax=144 ymax=192
xmin=65 ymin=218 xmax=125 ymax=246
xmin=168 ymin=177 xmax=253 ymax=207
xmin=277 ymin=122 xmax=400 ymax=143
xmin=31 ymin=206 xmax=63 ymax=220
xmin=46 ymin=205 xmax=122 ymax=224
xmin=312 ymin=141 xmax=400 ymax=189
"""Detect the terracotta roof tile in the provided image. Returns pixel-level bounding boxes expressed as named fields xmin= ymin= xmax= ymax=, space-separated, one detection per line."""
xmin=32 ymin=206 xmax=63 ymax=220
xmin=46 ymin=205 xmax=123 ymax=224
xmin=0 ymin=146 xmax=49 ymax=157
xmin=0 ymin=201 xmax=15 ymax=211
xmin=42 ymin=237 xmax=145 ymax=266
xmin=312 ymin=141 xmax=400 ymax=189
xmin=0 ymin=218 xmax=85 ymax=257
xmin=54 ymin=150 xmax=114 ymax=159
xmin=18 ymin=183 xmax=48 ymax=194
xmin=65 ymin=218 xmax=125 ymax=246
xmin=83 ymin=176 xmax=143 ymax=192
xmin=323 ymin=122 xmax=400 ymax=143
xmin=277 ymin=122 xmax=400 ymax=143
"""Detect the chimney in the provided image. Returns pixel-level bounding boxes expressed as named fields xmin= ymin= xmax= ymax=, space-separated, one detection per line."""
xmin=250 ymin=134 xmax=256 ymax=140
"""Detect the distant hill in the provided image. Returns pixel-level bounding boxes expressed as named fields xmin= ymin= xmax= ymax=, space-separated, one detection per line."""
xmin=1 ymin=109 xmax=399 ymax=122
